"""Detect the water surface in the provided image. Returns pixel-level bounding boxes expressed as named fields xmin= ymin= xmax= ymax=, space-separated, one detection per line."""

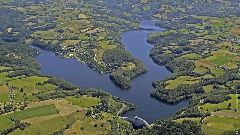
xmin=35 ymin=20 xmax=188 ymax=123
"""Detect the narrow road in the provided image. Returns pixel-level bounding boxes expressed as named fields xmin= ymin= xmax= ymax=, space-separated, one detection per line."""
xmin=117 ymin=103 xmax=127 ymax=116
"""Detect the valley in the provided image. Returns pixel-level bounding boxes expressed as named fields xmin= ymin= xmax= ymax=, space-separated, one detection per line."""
xmin=0 ymin=0 xmax=240 ymax=134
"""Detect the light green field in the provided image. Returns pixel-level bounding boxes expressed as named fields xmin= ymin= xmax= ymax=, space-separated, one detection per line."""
xmin=211 ymin=68 xmax=224 ymax=77
xmin=64 ymin=112 xmax=113 ymax=135
xmin=209 ymin=17 xmax=225 ymax=28
xmin=206 ymin=51 xmax=235 ymax=66
xmin=0 ymin=104 xmax=58 ymax=131
xmin=175 ymin=117 xmax=201 ymax=123
xmin=93 ymin=40 xmax=116 ymax=62
xmin=193 ymin=66 xmax=209 ymax=75
xmin=8 ymin=76 xmax=49 ymax=90
xmin=78 ymin=33 xmax=89 ymax=40
xmin=66 ymin=96 xmax=101 ymax=108
xmin=203 ymin=74 xmax=214 ymax=79
xmin=210 ymin=56 xmax=231 ymax=66
xmin=32 ymin=29 xmax=58 ymax=40
xmin=202 ymin=116 xmax=240 ymax=135
xmin=11 ymin=107 xmax=114 ymax=135
xmin=12 ymin=111 xmax=86 ymax=134
xmin=0 ymin=85 xmax=9 ymax=103
xmin=8 ymin=76 xmax=55 ymax=99
xmin=10 ymin=104 xmax=58 ymax=120
xmin=199 ymin=94 xmax=238 ymax=112
xmin=0 ymin=72 xmax=11 ymax=82
xmin=0 ymin=93 xmax=9 ymax=103
xmin=225 ymin=62 xmax=238 ymax=69
xmin=5 ymin=76 xmax=57 ymax=102
xmin=165 ymin=76 xmax=200 ymax=89
xmin=0 ymin=115 xmax=13 ymax=131
xmin=62 ymin=40 xmax=81 ymax=46
xmin=12 ymin=115 xmax=66 ymax=135
xmin=202 ymin=85 xmax=214 ymax=93
xmin=196 ymin=59 xmax=216 ymax=67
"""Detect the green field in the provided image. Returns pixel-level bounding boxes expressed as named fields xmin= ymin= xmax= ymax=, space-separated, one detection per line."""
xmin=0 ymin=93 xmax=9 ymax=103
xmin=0 ymin=104 xmax=58 ymax=131
xmin=0 ymin=72 xmax=11 ymax=82
xmin=0 ymin=68 xmax=56 ymax=103
xmin=206 ymin=51 xmax=235 ymax=66
xmin=11 ymin=111 xmax=86 ymax=135
xmin=10 ymin=104 xmax=58 ymax=120
xmin=8 ymin=76 xmax=50 ymax=93
xmin=165 ymin=76 xmax=200 ymax=89
xmin=12 ymin=115 xmax=67 ymax=135
xmin=193 ymin=66 xmax=209 ymax=75
xmin=175 ymin=117 xmax=201 ymax=123
xmin=0 ymin=85 xmax=9 ymax=103
xmin=210 ymin=56 xmax=230 ymax=66
xmin=65 ymin=112 xmax=113 ymax=135
xmin=66 ymin=96 xmax=101 ymax=108
xmin=199 ymin=94 xmax=239 ymax=112
xmin=203 ymin=116 xmax=240 ymax=135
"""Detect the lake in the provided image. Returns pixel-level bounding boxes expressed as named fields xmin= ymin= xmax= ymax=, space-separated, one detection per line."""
xmin=35 ymin=20 xmax=189 ymax=124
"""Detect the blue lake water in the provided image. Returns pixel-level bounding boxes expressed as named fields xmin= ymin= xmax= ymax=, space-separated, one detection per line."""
xmin=35 ymin=20 xmax=188 ymax=123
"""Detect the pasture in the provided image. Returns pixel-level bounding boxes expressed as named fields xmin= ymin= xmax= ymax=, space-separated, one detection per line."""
xmin=0 ymin=104 xmax=58 ymax=131
xmin=165 ymin=76 xmax=200 ymax=89
xmin=199 ymin=94 xmax=239 ymax=113
xmin=202 ymin=116 xmax=240 ymax=135
xmin=66 ymin=96 xmax=101 ymax=108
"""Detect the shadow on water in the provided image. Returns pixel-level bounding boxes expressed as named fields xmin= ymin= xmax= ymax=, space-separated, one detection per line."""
xmin=35 ymin=20 xmax=189 ymax=124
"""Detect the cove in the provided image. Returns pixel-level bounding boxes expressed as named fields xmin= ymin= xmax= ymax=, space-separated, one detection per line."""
xmin=35 ymin=20 xmax=189 ymax=124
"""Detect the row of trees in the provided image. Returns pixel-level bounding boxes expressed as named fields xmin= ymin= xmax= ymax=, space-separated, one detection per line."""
xmin=0 ymin=119 xmax=30 ymax=134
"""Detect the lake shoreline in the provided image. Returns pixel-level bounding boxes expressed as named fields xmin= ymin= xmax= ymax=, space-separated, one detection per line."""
xmin=35 ymin=20 xmax=189 ymax=124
